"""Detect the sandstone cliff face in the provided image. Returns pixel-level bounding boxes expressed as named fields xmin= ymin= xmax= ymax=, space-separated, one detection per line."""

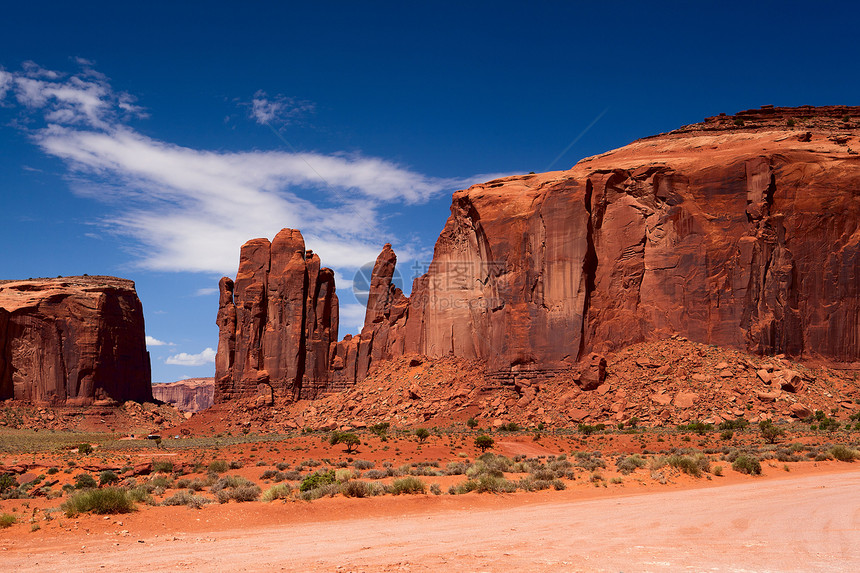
xmin=216 ymin=106 xmax=860 ymax=400
xmin=152 ymin=378 xmax=214 ymax=412
xmin=0 ymin=276 xmax=152 ymax=405
xmin=215 ymin=229 xmax=338 ymax=402
xmin=382 ymin=107 xmax=860 ymax=377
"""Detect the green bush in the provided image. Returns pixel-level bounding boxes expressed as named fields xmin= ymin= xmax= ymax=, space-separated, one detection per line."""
xmin=719 ymin=418 xmax=749 ymax=431
xmin=677 ymin=421 xmax=713 ymax=435
xmin=62 ymin=487 xmax=135 ymax=516
xmin=74 ymin=473 xmax=98 ymax=489
xmin=830 ymin=445 xmax=858 ymax=462
xmin=732 ymin=453 xmax=762 ymax=475
xmin=415 ymin=428 xmax=430 ymax=442
xmin=759 ymin=420 xmax=785 ymax=444
xmin=720 ymin=430 xmax=734 ymax=441
xmin=162 ymin=491 xmax=211 ymax=508
xmin=616 ymin=454 xmax=647 ymax=475
xmin=77 ymin=443 xmax=93 ymax=455
xmin=390 ymin=476 xmax=426 ymax=495
xmin=474 ymin=435 xmax=494 ymax=452
xmin=299 ymin=469 xmax=336 ymax=492
xmin=329 ymin=431 xmax=360 ymax=453
xmin=208 ymin=460 xmax=229 ymax=473
xmin=667 ymin=455 xmax=706 ymax=477
xmin=0 ymin=513 xmax=16 ymax=528
xmin=0 ymin=473 xmax=17 ymax=493
xmin=466 ymin=417 xmax=479 ymax=429
xmin=152 ymin=460 xmax=174 ymax=473
xmin=262 ymin=483 xmax=293 ymax=502
xmin=99 ymin=470 xmax=119 ymax=486
xmin=578 ymin=424 xmax=604 ymax=435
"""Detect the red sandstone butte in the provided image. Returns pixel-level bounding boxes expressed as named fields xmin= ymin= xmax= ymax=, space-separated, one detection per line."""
xmin=215 ymin=229 xmax=338 ymax=402
xmin=381 ymin=106 xmax=860 ymax=379
xmin=152 ymin=378 xmax=214 ymax=413
xmin=0 ymin=276 xmax=152 ymax=405
xmin=216 ymin=106 xmax=860 ymax=400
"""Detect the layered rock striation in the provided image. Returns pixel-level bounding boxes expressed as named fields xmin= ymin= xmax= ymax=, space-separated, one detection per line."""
xmin=215 ymin=229 xmax=338 ymax=402
xmin=0 ymin=276 xmax=152 ymax=405
xmin=152 ymin=378 xmax=214 ymax=413
xmin=216 ymin=106 xmax=860 ymax=401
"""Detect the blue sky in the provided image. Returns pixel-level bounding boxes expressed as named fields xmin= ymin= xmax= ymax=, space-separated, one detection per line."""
xmin=1 ymin=2 xmax=857 ymax=383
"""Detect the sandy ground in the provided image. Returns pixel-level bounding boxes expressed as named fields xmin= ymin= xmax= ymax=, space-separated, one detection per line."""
xmin=4 ymin=468 xmax=858 ymax=572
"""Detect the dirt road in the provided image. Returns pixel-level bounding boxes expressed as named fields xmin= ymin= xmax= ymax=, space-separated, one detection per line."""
xmin=6 ymin=470 xmax=859 ymax=572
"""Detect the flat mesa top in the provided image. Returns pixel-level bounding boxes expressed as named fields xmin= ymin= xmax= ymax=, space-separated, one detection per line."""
xmin=0 ymin=276 xmax=136 ymax=312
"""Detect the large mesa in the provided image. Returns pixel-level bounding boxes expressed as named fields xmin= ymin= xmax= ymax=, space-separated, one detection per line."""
xmin=0 ymin=275 xmax=152 ymax=405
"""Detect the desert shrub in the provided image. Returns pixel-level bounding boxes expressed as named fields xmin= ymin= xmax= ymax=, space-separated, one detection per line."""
xmin=162 ymin=490 xmax=211 ymax=509
xmin=228 ymin=461 xmax=243 ymax=470
xmin=759 ymin=420 xmax=785 ymax=444
xmin=211 ymin=475 xmax=252 ymax=492
xmin=99 ymin=470 xmax=119 ymax=487
xmin=713 ymin=465 xmax=723 ymax=476
xmin=74 ymin=473 xmax=98 ymax=489
xmin=46 ymin=467 xmax=59 ymax=475
xmin=341 ymin=480 xmax=387 ymax=498
xmin=732 ymin=453 xmax=762 ymax=475
xmin=147 ymin=475 xmax=173 ymax=490
xmin=667 ymin=455 xmax=704 ymax=477
xmin=390 ymin=476 xmax=426 ymax=495
xmin=230 ymin=485 xmax=261 ymax=502
xmin=574 ymin=451 xmax=606 ymax=472
xmin=474 ymin=435 xmax=494 ymax=452
xmin=77 ymin=443 xmax=93 ymax=455
xmin=677 ymin=421 xmax=713 ymax=435
xmin=261 ymin=483 xmax=293 ymax=502
xmin=298 ymin=483 xmax=342 ymax=501
xmin=470 ymin=475 xmax=517 ymax=493
xmin=62 ymin=487 xmax=134 ymax=516
xmin=353 ymin=459 xmax=375 ymax=470
xmin=467 ymin=417 xmax=479 ymax=429
xmin=0 ymin=473 xmax=18 ymax=493
xmin=830 ymin=445 xmax=858 ymax=462
xmin=363 ymin=469 xmax=388 ymax=480
xmin=720 ymin=430 xmax=734 ymax=441
xmin=578 ymin=424 xmax=603 ymax=435
xmin=719 ymin=418 xmax=749 ymax=431
xmin=445 ymin=461 xmax=468 ymax=475
xmin=127 ymin=487 xmax=154 ymax=504
xmin=415 ymin=428 xmax=430 ymax=442
xmin=329 ymin=431 xmax=360 ymax=453
xmin=734 ymin=118 xmax=745 ymax=126
xmin=0 ymin=513 xmax=17 ymax=528
xmin=615 ymin=454 xmax=647 ymax=475
xmin=275 ymin=462 xmax=290 ymax=471
xmin=300 ymin=469 xmax=336 ymax=492
xmin=151 ymin=460 xmax=173 ymax=473
xmin=208 ymin=460 xmax=229 ymax=474
xmin=335 ymin=468 xmax=356 ymax=482
xmin=500 ymin=422 xmax=520 ymax=432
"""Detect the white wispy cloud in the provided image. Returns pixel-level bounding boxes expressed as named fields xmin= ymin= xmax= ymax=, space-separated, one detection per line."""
xmin=194 ymin=287 xmax=218 ymax=296
xmin=249 ymin=90 xmax=314 ymax=127
xmin=165 ymin=347 xmax=216 ymax=366
xmin=145 ymin=335 xmax=172 ymax=347
xmin=0 ymin=61 xmax=509 ymax=279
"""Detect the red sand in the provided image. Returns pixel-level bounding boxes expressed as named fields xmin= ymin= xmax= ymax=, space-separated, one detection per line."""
xmin=3 ymin=466 xmax=858 ymax=572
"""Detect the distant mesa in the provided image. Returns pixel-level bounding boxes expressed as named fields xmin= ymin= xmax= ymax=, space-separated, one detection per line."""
xmin=0 ymin=276 xmax=152 ymax=405
xmin=151 ymin=378 xmax=214 ymax=413
xmin=215 ymin=105 xmax=860 ymax=404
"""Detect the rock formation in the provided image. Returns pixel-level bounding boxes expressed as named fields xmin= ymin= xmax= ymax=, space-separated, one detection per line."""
xmin=0 ymin=276 xmax=152 ymax=405
xmin=152 ymin=378 xmax=214 ymax=413
xmin=367 ymin=105 xmax=860 ymax=380
xmin=215 ymin=229 xmax=338 ymax=402
xmin=216 ymin=106 xmax=860 ymax=401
